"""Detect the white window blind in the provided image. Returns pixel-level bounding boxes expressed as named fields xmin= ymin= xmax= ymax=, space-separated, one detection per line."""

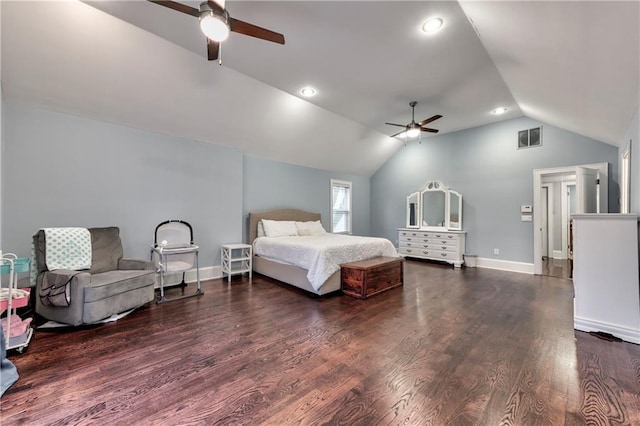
xmin=331 ymin=179 xmax=352 ymax=234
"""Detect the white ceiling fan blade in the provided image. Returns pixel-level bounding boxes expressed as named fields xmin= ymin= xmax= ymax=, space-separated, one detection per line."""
xmin=213 ymin=0 xmax=225 ymax=9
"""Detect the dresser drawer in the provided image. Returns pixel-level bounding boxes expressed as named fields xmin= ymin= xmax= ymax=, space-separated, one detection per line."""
xmin=399 ymin=230 xmax=422 ymax=238
xmin=398 ymin=229 xmax=466 ymax=268
xmin=425 ymin=243 xmax=457 ymax=252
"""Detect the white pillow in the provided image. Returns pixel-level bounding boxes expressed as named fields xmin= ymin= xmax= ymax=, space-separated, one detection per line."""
xmin=261 ymin=220 xmax=298 ymax=237
xmin=296 ymin=220 xmax=327 ymax=236
xmin=257 ymin=221 xmax=266 ymax=237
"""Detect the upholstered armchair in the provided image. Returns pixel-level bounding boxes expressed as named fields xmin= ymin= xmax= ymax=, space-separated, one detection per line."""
xmin=34 ymin=227 xmax=156 ymax=326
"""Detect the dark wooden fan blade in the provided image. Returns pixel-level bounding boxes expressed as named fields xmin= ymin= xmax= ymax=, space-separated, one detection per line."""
xmin=207 ymin=38 xmax=219 ymax=60
xmin=148 ymin=1 xmax=199 ymax=17
xmin=419 ymin=114 xmax=443 ymax=126
xmin=420 ymin=127 xmax=439 ymax=133
xmin=229 ymin=17 xmax=285 ymax=44
xmin=385 ymin=122 xmax=407 ymax=128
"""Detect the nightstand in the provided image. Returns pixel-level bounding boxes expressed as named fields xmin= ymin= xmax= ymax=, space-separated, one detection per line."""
xmin=221 ymin=243 xmax=252 ymax=282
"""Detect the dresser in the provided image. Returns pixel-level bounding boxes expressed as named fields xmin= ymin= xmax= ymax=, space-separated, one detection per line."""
xmin=398 ymin=228 xmax=466 ymax=268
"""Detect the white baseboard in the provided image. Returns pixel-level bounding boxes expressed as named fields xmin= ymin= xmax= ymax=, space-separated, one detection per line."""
xmin=155 ymin=266 xmax=222 ymax=287
xmin=475 ymin=257 xmax=535 ymax=274
xmin=552 ymin=250 xmax=565 ymax=259
xmin=574 ymin=316 xmax=640 ymax=344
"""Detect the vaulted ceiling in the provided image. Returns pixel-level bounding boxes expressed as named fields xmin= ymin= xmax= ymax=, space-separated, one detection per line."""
xmin=2 ymin=1 xmax=638 ymax=176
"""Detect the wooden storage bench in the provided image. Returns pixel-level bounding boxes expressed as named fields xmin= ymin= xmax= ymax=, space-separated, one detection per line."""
xmin=341 ymin=256 xmax=403 ymax=299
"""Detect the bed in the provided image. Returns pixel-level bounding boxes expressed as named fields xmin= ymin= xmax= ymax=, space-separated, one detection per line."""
xmin=248 ymin=209 xmax=399 ymax=295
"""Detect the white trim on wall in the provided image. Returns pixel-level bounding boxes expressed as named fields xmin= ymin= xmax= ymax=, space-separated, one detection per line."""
xmin=541 ymin=183 xmax=554 ymax=259
xmin=621 ymin=142 xmax=631 ymax=213
xmin=574 ymin=316 xmax=640 ymax=345
xmin=475 ymin=257 xmax=534 ymax=274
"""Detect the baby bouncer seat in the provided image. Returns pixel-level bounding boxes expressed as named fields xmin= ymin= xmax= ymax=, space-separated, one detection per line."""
xmin=151 ymin=220 xmax=203 ymax=303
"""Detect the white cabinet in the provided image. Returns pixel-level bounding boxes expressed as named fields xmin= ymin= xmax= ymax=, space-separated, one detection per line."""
xmin=398 ymin=228 xmax=466 ymax=268
xmin=221 ymin=244 xmax=252 ymax=282
xmin=572 ymin=214 xmax=640 ymax=343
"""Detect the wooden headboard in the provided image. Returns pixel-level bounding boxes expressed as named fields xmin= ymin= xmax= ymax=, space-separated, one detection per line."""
xmin=248 ymin=209 xmax=321 ymax=243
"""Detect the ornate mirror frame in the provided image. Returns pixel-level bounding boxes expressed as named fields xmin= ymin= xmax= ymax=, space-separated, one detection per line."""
xmin=407 ymin=180 xmax=462 ymax=230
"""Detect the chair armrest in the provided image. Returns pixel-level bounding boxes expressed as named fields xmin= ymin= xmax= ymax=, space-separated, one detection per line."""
xmin=119 ymin=259 xmax=155 ymax=271
xmin=36 ymin=270 xmax=91 ymax=326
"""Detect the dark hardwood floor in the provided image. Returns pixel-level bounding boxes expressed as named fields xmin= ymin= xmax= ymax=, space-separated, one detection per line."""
xmin=542 ymin=258 xmax=573 ymax=280
xmin=2 ymin=260 xmax=639 ymax=425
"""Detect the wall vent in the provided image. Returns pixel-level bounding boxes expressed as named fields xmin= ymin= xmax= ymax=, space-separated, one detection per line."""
xmin=518 ymin=126 xmax=542 ymax=149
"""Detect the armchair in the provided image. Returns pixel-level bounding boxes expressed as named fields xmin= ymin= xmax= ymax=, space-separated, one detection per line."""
xmin=34 ymin=227 xmax=155 ymax=326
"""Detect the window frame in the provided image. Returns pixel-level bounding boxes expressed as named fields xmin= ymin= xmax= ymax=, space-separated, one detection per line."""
xmin=330 ymin=179 xmax=352 ymax=234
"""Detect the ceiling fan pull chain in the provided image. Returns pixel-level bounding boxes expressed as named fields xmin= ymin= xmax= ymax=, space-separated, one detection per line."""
xmin=219 ymin=43 xmax=223 ymax=66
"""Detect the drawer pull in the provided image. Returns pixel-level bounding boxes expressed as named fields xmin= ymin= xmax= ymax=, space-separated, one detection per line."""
xmin=406 ymin=243 xmax=413 ymax=247
xmin=406 ymin=237 xmax=412 ymax=241
xmin=441 ymin=246 xmax=447 ymax=250
xmin=422 ymin=251 xmax=429 ymax=255
xmin=441 ymin=240 xmax=448 ymax=244
xmin=406 ymin=249 xmax=413 ymax=253
xmin=411 ymin=233 xmax=417 ymax=236
xmin=448 ymin=235 xmax=454 ymax=239
xmin=441 ymin=253 xmax=448 ymax=257
xmin=435 ymin=234 xmax=442 ymax=238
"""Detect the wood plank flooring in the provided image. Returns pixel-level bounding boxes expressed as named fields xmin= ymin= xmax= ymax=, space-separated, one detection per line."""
xmin=2 ymin=260 xmax=639 ymax=425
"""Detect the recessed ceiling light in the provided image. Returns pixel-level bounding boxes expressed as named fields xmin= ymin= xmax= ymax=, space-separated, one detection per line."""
xmin=492 ymin=107 xmax=508 ymax=115
xmin=300 ymin=87 xmax=316 ymax=97
xmin=422 ymin=17 xmax=444 ymax=34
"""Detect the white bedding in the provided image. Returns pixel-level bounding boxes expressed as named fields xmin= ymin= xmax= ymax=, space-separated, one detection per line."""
xmin=253 ymin=234 xmax=398 ymax=290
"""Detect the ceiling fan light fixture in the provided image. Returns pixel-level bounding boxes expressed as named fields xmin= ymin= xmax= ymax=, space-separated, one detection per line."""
xmin=200 ymin=12 xmax=229 ymax=42
xmin=422 ymin=17 xmax=444 ymax=34
xmin=407 ymin=127 xmax=421 ymax=138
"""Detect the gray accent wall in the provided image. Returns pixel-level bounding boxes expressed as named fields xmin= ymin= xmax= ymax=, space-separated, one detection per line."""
xmin=243 ymin=155 xmax=370 ymax=240
xmin=371 ymin=116 xmax=619 ymax=263
xmin=2 ymin=101 xmax=243 ymax=265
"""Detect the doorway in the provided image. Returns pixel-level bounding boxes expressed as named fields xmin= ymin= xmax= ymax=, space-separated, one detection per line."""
xmin=533 ymin=163 xmax=608 ymax=277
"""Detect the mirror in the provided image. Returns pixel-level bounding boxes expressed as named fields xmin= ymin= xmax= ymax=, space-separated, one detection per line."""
xmin=406 ymin=192 xmax=420 ymax=228
xmin=422 ymin=190 xmax=446 ymax=227
xmin=405 ymin=180 xmax=463 ymax=230
xmin=449 ymin=191 xmax=462 ymax=230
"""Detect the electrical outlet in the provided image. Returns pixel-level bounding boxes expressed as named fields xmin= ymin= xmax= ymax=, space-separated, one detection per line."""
xmin=494 ymin=248 xmax=499 ymax=255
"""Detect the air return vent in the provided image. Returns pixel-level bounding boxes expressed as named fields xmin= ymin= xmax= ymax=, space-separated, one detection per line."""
xmin=518 ymin=127 xmax=542 ymax=149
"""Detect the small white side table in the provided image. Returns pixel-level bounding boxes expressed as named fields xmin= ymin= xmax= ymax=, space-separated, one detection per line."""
xmin=221 ymin=243 xmax=252 ymax=282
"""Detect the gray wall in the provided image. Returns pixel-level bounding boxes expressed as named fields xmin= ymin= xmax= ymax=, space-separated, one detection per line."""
xmin=2 ymin=101 xmax=243 ymax=265
xmin=371 ymin=116 xmax=619 ymax=263
xmin=243 ymin=155 xmax=370 ymax=240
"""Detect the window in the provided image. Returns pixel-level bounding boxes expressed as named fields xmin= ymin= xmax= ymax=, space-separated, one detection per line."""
xmin=518 ymin=126 xmax=542 ymax=149
xmin=331 ymin=179 xmax=352 ymax=234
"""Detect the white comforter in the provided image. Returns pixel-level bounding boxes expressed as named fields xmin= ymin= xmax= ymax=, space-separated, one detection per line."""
xmin=253 ymin=234 xmax=399 ymax=290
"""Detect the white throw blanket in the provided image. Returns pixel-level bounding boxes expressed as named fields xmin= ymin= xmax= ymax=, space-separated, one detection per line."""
xmin=43 ymin=227 xmax=92 ymax=271
xmin=253 ymin=234 xmax=399 ymax=290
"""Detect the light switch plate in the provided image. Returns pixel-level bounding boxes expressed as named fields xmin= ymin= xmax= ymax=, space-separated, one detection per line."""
xmin=521 ymin=215 xmax=533 ymax=222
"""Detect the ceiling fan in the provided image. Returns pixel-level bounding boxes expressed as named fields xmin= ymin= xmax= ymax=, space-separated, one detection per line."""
xmin=148 ymin=0 xmax=285 ymax=63
xmin=386 ymin=101 xmax=442 ymax=139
